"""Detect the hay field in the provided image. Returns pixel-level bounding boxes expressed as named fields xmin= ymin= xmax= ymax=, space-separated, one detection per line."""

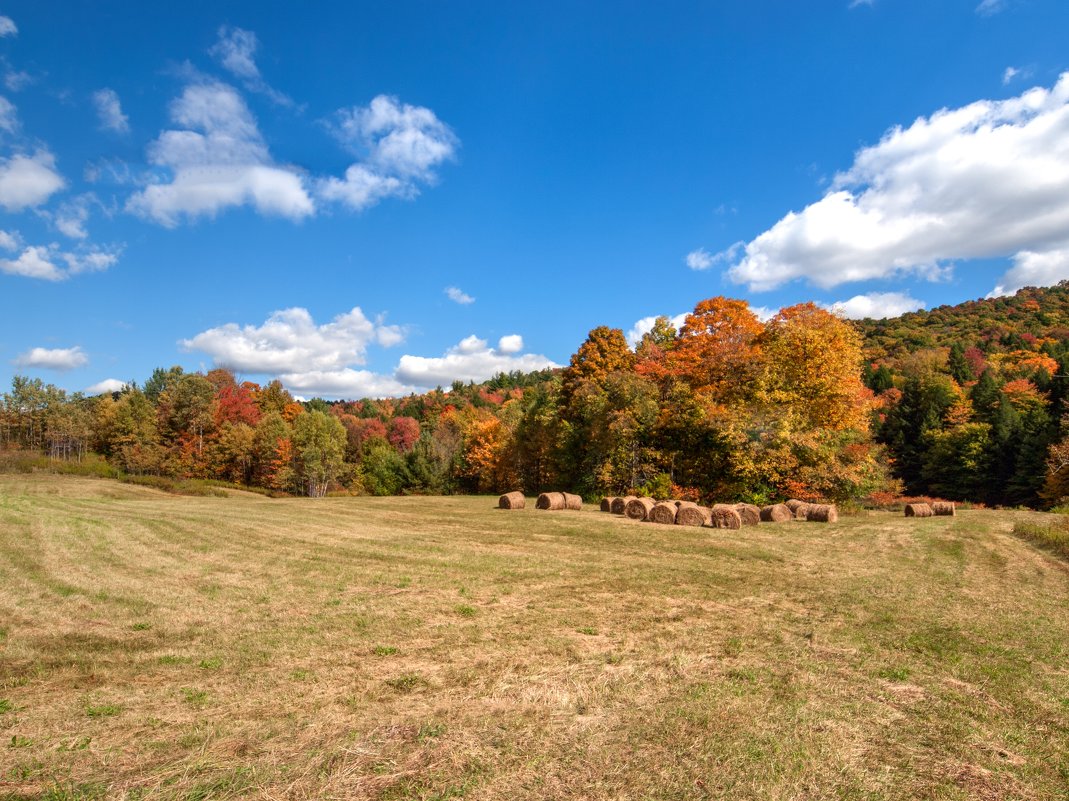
xmin=1 ymin=475 xmax=1067 ymax=800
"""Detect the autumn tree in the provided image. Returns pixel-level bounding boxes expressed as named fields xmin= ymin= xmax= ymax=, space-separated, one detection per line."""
xmin=669 ymin=297 xmax=763 ymax=404
xmin=560 ymin=326 xmax=635 ymax=406
xmin=292 ymin=410 xmax=348 ymax=497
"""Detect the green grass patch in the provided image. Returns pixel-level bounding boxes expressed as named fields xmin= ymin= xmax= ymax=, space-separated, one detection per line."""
xmin=84 ymin=703 xmax=121 ymax=718
xmin=1013 ymin=518 xmax=1069 ymax=561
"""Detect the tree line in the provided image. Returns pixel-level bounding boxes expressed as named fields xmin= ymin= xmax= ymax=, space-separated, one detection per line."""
xmin=5 ymin=285 xmax=1069 ymax=507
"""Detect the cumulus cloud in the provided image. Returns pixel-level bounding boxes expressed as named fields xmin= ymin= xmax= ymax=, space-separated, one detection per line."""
xmin=275 ymin=369 xmax=416 ymax=399
xmin=180 ymin=306 xmax=405 ymax=374
xmin=626 ymin=313 xmax=688 ymax=347
xmin=0 ymin=150 xmax=65 ymax=211
xmin=395 ymin=335 xmax=558 ymax=388
xmin=0 ymin=95 xmax=17 ymax=133
xmin=726 ymin=72 xmax=1069 ymax=297
xmin=989 ymin=246 xmax=1069 ymax=297
xmin=826 ymin=291 xmax=926 ymax=319
xmin=14 ymin=346 xmax=88 ymax=370
xmin=4 ymin=70 xmax=32 ymax=92
xmin=92 ymin=88 xmax=129 ymax=133
xmin=0 ymin=228 xmax=17 ymax=250
xmin=127 ymin=81 xmax=314 ymax=225
xmin=976 ymin=0 xmax=1006 ymax=15
xmin=181 ymin=306 xmax=554 ymax=398
xmin=51 ymin=194 xmax=96 ymax=239
xmin=497 ymin=334 xmax=523 ymax=354
xmin=0 ymin=242 xmax=120 ymax=281
xmin=320 ymin=95 xmax=458 ymax=211
xmin=686 ymin=243 xmax=742 ymax=271
xmin=445 ymin=286 xmax=474 ymax=304
xmin=209 ymin=26 xmax=293 ymax=108
xmin=0 ymin=16 xmax=16 ymax=37
xmin=86 ymin=378 xmax=126 ymax=395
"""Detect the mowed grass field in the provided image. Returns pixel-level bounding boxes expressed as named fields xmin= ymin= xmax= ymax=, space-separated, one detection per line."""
xmin=1 ymin=475 xmax=1068 ymax=801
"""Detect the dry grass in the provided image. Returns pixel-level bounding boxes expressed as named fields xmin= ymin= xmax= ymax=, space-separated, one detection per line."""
xmin=1 ymin=474 xmax=1068 ymax=800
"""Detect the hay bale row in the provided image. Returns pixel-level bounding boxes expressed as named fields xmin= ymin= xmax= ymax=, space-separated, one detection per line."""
xmin=536 ymin=492 xmax=565 ymax=510
xmin=932 ymin=501 xmax=956 ymax=516
xmin=648 ymin=501 xmax=678 ymax=525
xmin=709 ymin=504 xmax=742 ymax=530
xmin=498 ymin=491 xmax=525 ymax=510
xmin=676 ymin=505 xmax=709 ymax=527
xmin=734 ymin=503 xmax=761 ymax=526
xmin=625 ymin=497 xmax=656 ymax=521
xmin=610 ymin=495 xmax=636 ymax=515
xmin=535 ymin=491 xmax=583 ymax=511
xmin=600 ymin=497 xmax=614 ymax=512
xmin=904 ymin=502 xmax=933 ymax=518
xmin=760 ymin=503 xmax=792 ymax=523
xmin=805 ymin=504 xmax=838 ymax=523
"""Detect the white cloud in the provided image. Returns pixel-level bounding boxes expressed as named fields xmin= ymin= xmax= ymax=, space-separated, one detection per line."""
xmin=86 ymin=378 xmax=126 ymax=395
xmin=4 ymin=71 xmax=32 ymax=92
xmin=0 ymin=16 xmax=16 ymax=37
xmin=826 ymin=291 xmax=926 ymax=319
xmin=0 ymin=229 xmax=17 ymax=250
xmin=1003 ymin=66 xmax=1020 ymax=85
xmin=0 ymin=242 xmax=120 ymax=281
xmin=126 ymin=81 xmax=314 ymax=225
xmin=209 ymin=26 xmax=293 ymax=108
xmin=14 ymin=346 xmax=88 ymax=370
xmin=848 ymin=0 xmax=875 ymax=7
xmin=989 ymin=246 xmax=1069 ymax=297
xmin=92 ymin=88 xmax=129 ymax=133
xmin=726 ymin=72 xmax=1069 ymax=297
xmin=52 ymin=194 xmax=95 ymax=239
xmin=0 ymin=96 xmax=17 ymax=133
xmin=0 ymin=245 xmax=63 ymax=280
xmin=625 ymin=313 xmax=688 ymax=347
xmin=445 ymin=286 xmax=474 ymax=305
xmin=685 ymin=248 xmax=713 ymax=270
xmin=320 ymin=95 xmax=457 ymax=211
xmin=395 ymin=335 xmax=558 ymax=388
xmin=180 ymin=306 xmax=405 ymax=374
xmin=0 ymin=150 xmax=65 ymax=211
xmin=750 ymin=306 xmax=778 ymax=323
xmin=276 ymin=369 xmax=416 ymax=399
xmin=497 ymin=334 xmax=523 ymax=354
xmin=976 ymin=0 xmax=1006 ymax=15
xmin=686 ymin=243 xmax=742 ymax=271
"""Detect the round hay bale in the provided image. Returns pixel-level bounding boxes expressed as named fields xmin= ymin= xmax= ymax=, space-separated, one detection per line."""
xmin=536 ymin=492 xmax=566 ymax=511
xmin=624 ymin=497 xmax=656 ymax=521
xmin=734 ymin=503 xmax=761 ymax=526
xmin=600 ymin=497 xmax=614 ymax=512
xmin=932 ymin=501 xmax=956 ymax=516
xmin=760 ymin=503 xmax=792 ymax=523
xmin=562 ymin=492 xmax=582 ymax=511
xmin=904 ymin=502 xmax=933 ymax=518
xmin=709 ymin=504 xmax=742 ymax=530
xmin=806 ymin=504 xmax=838 ymax=523
xmin=610 ymin=495 xmax=636 ymax=515
xmin=785 ymin=499 xmax=805 ymax=514
xmin=675 ymin=505 xmax=709 ymax=527
xmin=648 ymin=502 xmax=678 ymax=525
xmin=498 ymin=491 xmax=525 ymax=510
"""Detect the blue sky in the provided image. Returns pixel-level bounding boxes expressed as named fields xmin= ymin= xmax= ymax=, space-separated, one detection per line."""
xmin=2 ymin=1 xmax=1069 ymax=398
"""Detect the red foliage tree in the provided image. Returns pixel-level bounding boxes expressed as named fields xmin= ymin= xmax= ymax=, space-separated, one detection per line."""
xmin=388 ymin=416 xmax=421 ymax=452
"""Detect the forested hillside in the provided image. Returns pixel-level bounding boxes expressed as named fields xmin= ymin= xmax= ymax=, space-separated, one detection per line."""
xmin=5 ymin=284 xmax=1069 ymax=508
